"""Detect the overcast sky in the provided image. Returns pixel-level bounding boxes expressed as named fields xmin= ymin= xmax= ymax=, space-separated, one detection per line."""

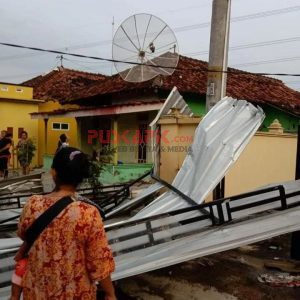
xmin=0 ymin=0 xmax=299 ymax=90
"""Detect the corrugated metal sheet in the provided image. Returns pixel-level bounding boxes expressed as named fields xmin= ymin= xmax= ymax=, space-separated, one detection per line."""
xmin=1 ymin=180 xmax=299 ymax=295
xmin=133 ymin=97 xmax=265 ymax=219
xmin=107 ymin=87 xmax=194 ymax=218
xmin=105 ymin=182 xmax=163 ymax=218
xmin=107 ymin=180 xmax=300 ymax=280
xmin=112 ymin=200 xmax=300 ymax=281
xmin=150 ymin=86 xmax=194 ymax=174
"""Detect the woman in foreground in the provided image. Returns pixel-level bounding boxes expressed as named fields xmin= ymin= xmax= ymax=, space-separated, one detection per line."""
xmin=11 ymin=147 xmax=116 ymax=300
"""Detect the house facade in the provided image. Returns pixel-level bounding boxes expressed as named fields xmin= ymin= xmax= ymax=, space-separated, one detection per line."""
xmin=23 ymin=67 xmax=108 ymax=165
xmin=28 ymin=56 xmax=300 ymax=182
xmin=0 ymin=82 xmax=42 ymax=168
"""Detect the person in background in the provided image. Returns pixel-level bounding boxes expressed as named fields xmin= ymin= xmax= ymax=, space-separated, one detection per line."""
xmin=11 ymin=147 xmax=116 ymax=300
xmin=16 ymin=131 xmax=36 ymax=175
xmin=0 ymin=132 xmax=12 ymax=179
xmin=0 ymin=130 xmax=6 ymax=140
xmin=0 ymin=130 xmax=7 ymax=177
xmin=55 ymin=133 xmax=69 ymax=154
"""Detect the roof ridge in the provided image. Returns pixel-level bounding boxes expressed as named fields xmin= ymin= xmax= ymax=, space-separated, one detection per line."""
xmin=22 ymin=69 xmax=59 ymax=86
xmin=22 ymin=67 xmax=108 ymax=87
xmin=57 ymin=67 xmax=109 ymax=77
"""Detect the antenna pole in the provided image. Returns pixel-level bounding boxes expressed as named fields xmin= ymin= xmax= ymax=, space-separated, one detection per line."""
xmin=206 ymin=0 xmax=231 ymax=200
xmin=56 ymin=55 xmax=64 ymax=68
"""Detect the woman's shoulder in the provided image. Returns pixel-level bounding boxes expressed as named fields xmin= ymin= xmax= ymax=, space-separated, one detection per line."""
xmin=24 ymin=194 xmax=49 ymax=213
xmin=26 ymin=194 xmax=44 ymax=205
xmin=75 ymin=195 xmax=104 ymax=218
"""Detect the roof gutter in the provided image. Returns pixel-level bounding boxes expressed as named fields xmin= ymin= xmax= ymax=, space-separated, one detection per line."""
xmin=30 ymin=101 xmax=163 ymax=119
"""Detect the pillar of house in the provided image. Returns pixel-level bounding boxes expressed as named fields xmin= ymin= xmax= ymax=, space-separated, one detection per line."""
xmin=75 ymin=117 xmax=82 ymax=150
xmin=44 ymin=118 xmax=48 ymax=154
xmin=112 ymin=117 xmax=118 ymax=165
xmin=158 ymin=111 xmax=201 ymax=183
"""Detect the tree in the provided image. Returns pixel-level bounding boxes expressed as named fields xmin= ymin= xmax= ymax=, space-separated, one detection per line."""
xmin=88 ymin=145 xmax=116 ymax=194
xmin=17 ymin=139 xmax=36 ymax=175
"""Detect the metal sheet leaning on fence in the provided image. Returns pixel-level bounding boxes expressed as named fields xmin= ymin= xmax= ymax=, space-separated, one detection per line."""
xmin=132 ymin=97 xmax=265 ymax=219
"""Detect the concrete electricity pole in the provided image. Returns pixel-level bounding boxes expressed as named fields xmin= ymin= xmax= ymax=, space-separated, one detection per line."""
xmin=291 ymin=124 xmax=300 ymax=260
xmin=206 ymin=0 xmax=231 ymax=112
xmin=206 ymin=0 xmax=231 ymax=199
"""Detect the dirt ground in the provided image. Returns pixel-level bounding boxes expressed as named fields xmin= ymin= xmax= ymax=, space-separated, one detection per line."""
xmin=114 ymin=234 xmax=300 ymax=300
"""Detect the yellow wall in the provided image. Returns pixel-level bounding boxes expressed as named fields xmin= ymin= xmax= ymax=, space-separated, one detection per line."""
xmin=77 ymin=112 xmax=157 ymax=164
xmin=0 ymin=83 xmax=33 ymax=100
xmin=159 ymin=116 xmax=200 ymax=183
xmin=37 ymin=101 xmax=78 ymax=165
xmin=117 ymin=112 xmax=157 ymax=164
xmin=0 ymin=99 xmax=39 ymax=168
xmin=159 ymin=116 xmax=297 ymax=197
xmin=0 ymin=83 xmax=79 ymax=168
xmin=225 ymin=132 xmax=297 ymax=196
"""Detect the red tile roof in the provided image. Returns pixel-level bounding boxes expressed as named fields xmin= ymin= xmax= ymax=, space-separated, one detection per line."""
xmin=65 ymin=55 xmax=300 ymax=115
xmin=24 ymin=56 xmax=300 ymax=115
xmin=22 ymin=67 xmax=108 ymax=101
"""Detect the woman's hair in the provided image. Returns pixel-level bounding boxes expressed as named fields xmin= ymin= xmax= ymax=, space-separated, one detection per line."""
xmin=51 ymin=147 xmax=89 ymax=187
xmin=5 ymin=132 xmax=12 ymax=138
xmin=60 ymin=134 xmax=67 ymax=143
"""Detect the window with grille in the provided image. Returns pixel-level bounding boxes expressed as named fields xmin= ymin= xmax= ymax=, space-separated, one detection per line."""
xmin=18 ymin=128 xmax=24 ymax=138
xmin=6 ymin=127 xmax=13 ymax=137
xmin=52 ymin=122 xmax=69 ymax=131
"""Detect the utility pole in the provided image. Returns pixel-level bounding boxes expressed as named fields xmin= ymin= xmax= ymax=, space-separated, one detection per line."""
xmin=291 ymin=124 xmax=300 ymax=260
xmin=206 ymin=0 xmax=231 ymax=199
xmin=206 ymin=0 xmax=231 ymax=111
xmin=111 ymin=16 xmax=115 ymax=75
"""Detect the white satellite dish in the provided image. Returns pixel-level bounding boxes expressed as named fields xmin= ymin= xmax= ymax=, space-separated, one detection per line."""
xmin=112 ymin=13 xmax=179 ymax=83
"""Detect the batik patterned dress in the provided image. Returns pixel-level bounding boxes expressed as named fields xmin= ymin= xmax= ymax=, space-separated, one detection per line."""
xmin=17 ymin=195 xmax=115 ymax=300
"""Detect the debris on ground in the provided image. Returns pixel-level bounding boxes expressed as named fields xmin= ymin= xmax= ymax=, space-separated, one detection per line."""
xmin=258 ymin=273 xmax=300 ymax=287
xmin=264 ymin=258 xmax=300 ymax=273
xmin=117 ymin=234 xmax=300 ymax=299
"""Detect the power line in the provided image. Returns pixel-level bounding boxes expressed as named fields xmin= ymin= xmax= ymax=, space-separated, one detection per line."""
xmin=174 ymin=5 xmax=300 ymax=33
xmin=186 ymin=36 xmax=300 ymax=57
xmin=1 ymin=5 xmax=300 ymax=62
xmin=64 ymin=57 xmax=112 ymax=72
xmin=233 ymin=56 xmax=300 ymax=68
xmin=1 ymin=41 xmax=300 ymax=77
xmin=64 ymin=57 xmax=112 ymax=65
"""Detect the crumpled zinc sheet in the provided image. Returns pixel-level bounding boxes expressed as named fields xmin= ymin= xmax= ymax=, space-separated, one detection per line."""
xmin=132 ymin=97 xmax=265 ymax=219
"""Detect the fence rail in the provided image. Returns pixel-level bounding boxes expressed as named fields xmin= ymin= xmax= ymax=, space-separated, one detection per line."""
xmin=106 ymin=184 xmax=300 ymax=256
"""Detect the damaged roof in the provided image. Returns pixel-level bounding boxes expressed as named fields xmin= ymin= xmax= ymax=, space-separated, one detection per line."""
xmin=66 ymin=55 xmax=300 ymax=115
xmin=23 ymin=56 xmax=300 ymax=115
xmin=22 ymin=67 xmax=108 ymax=102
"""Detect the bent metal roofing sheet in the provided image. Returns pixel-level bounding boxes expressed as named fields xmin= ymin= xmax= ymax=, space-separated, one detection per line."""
xmin=132 ymin=96 xmax=265 ymax=220
xmin=1 ymin=180 xmax=300 ymax=295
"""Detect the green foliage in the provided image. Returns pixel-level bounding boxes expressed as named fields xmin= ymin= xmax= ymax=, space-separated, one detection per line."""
xmin=17 ymin=139 xmax=36 ymax=166
xmin=88 ymin=146 xmax=116 ymax=191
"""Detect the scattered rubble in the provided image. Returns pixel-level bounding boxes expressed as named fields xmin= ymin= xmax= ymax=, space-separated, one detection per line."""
xmin=258 ymin=273 xmax=300 ymax=287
